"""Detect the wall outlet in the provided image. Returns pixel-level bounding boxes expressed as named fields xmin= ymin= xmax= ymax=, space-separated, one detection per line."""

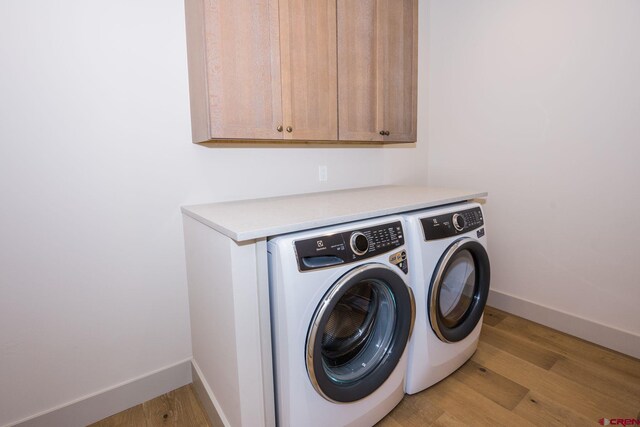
xmin=318 ymin=165 xmax=328 ymax=182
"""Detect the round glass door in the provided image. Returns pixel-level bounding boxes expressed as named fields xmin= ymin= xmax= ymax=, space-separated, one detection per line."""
xmin=306 ymin=264 xmax=414 ymax=403
xmin=429 ymin=238 xmax=490 ymax=343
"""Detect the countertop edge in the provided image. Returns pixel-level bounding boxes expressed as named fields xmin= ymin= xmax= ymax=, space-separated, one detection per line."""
xmin=181 ymin=190 xmax=488 ymax=243
xmin=181 ymin=207 xmax=244 ymax=241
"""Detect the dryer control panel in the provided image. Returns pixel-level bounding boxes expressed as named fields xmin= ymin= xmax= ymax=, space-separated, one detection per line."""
xmin=294 ymin=221 xmax=405 ymax=272
xmin=420 ymin=207 xmax=484 ymax=241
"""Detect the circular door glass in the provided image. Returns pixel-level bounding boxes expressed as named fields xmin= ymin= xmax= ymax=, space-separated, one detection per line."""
xmin=439 ymin=249 xmax=476 ymax=328
xmin=306 ymin=264 xmax=413 ymax=403
xmin=429 ymin=238 xmax=491 ymax=343
xmin=321 ymin=279 xmax=396 ymax=384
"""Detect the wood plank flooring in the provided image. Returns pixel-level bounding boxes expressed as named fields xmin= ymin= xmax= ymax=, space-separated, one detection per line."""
xmin=378 ymin=306 xmax=640 ymax=426
xmin=89 ymin=385 xmax=211 ymax=427
xmin=93 ymin=307 xmax=640 ymax=426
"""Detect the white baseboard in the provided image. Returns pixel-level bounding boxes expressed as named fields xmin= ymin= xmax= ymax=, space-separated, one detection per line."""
xmin=9 ymin=359 xmax=192 ymax=427
xmin=191 ymin=360 xmax=227 ymax=427
xmin=488 ymin=289 xmax=640 ymax=359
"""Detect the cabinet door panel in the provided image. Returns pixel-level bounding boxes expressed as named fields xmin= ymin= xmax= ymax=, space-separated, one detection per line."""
xmin=203 ymin=0 xmax=283 ymax=140
xmin=381 ymin=0 xmax=418 ymax=142
xmin=280 ymin=0 xmax=338 ymax=141
xmin=337 ymin=0 xmax=384 ymax=142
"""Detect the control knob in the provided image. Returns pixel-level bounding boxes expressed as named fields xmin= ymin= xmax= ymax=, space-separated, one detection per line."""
xmin=350 ymin=232 xmax=369 ymax=256
xmin=452 ymin=213 xmax=466 ymax=231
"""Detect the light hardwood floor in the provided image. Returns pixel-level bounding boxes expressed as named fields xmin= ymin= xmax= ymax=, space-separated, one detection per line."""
xmin=93 ymin=307 xmax=640 ymax=426
xmin=379 ymin=306 xmax=640 ymax=426
xmin=89 ymin=384 xmax=211 ymax=427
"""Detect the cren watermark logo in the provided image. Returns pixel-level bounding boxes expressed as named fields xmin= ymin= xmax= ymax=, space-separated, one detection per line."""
xmin=598 ymin=418 xmax=640 ymax=426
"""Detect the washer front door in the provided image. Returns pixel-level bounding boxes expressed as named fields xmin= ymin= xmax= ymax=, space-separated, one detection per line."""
xmin=428 ymin=237 xmax=490 ymax=343
xmin=306 ymin=263 xmax=414 ymax=403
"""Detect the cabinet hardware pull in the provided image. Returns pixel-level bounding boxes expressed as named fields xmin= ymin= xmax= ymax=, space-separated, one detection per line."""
xmin=277 ymin=125 xmax=283 ymax=132
xmin=379 ymin=130 xmax=385 ymax=135
xmin=286 ymin=126 xmax=293 ymax=133
xmin=384 ymin=130 xmax=390 ymax=136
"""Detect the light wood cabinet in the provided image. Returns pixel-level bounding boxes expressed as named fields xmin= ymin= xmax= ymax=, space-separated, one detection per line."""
xmin=185 ymin=0 xmax=337 ymax=143
xmin=185 ymin=0 xmax=416 ymax=144
xmin=337 ymin=0 xmax=418 ymax=143
xmin=279 ymin=0 xmax=338 ymax=141
xmin=185 ymin=0 xmax=283 ymax=142
xmin=337 ymin=0 xmax=382 ymax=142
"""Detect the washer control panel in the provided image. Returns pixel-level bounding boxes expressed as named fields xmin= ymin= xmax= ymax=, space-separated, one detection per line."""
xmin=420 ymin=207 xmax=484 ymax=241
xmin=294 ymin=221 xmax=405 ymax=272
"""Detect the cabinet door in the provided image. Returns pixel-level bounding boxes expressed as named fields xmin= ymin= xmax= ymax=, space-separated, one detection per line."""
xmin=380 ymin=0 xmax=418 ymax=142
xmin=337 ymin=0 xmax=384 ymax=142
xmin=279 ymin=0 xmax=338 ymax=141
xmin=187 ymin=0 xmax=283 ymax=141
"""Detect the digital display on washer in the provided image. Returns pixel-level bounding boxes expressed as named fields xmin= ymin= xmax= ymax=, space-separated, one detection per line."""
xmin=294 ymin=221 xmax=404 ymax=271
xmin=420 ymin=207 xmax=484 ymax=241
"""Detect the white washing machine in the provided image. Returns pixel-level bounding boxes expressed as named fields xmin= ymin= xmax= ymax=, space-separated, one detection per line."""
xmin=268 ymin=215 xmax=415 ymax=426
xmin=402 ymin=202 xmax=490 ymax=394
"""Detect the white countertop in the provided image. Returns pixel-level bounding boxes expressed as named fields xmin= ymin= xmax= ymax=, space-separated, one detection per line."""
xmin=181 ymin=185 xmax=488 ymax=242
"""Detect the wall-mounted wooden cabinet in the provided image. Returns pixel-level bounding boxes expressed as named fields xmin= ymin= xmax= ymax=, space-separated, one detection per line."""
xmin=337 ymin=0 xmax=418 ymax=143
xmin=279 ymin=0 xmax=338 ymax=141
xmin=185 ymin=0 xmax=282 ymax=142
xmin=185 ymin=0 xmax=417 ymax=144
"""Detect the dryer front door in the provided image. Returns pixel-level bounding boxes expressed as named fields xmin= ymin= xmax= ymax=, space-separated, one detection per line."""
xmin=306 ymin=263 xmax=414 ymax=403
xmin=428 ymin=237 xmax=490 ymax=343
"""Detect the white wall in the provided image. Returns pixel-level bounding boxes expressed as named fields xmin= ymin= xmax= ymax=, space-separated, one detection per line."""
xmin=0 ymin=1 xmax=427 ymax=425
xmin=426 ymin=1 xmax=640 ymax=338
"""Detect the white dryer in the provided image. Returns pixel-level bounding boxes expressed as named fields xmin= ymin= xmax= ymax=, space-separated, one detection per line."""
xmin=402 ymin=202 xmax=490 ymax=394
xmin=268 ymin=216 xmax=415 ymax=426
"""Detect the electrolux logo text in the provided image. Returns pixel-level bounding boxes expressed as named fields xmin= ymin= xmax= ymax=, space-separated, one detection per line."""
xmin=599 ymin=418 xmax=640 ymax=426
